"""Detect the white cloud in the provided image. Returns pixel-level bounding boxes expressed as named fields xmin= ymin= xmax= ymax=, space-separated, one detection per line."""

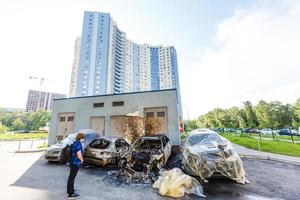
xmin=181 ymin=1 xmax=300 ymax=119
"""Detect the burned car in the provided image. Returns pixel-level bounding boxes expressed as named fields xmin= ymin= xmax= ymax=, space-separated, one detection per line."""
xmin=182 ymin=129 xmax=247 ymax=184
xmin=118 ymin=135 xmax=172 ymax=178
xmin=84 ymin=137 xmax=130 ymax=166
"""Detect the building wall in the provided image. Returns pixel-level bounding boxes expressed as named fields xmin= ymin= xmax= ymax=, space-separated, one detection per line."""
xmin=49 ymin=89 xmax=180 ymax=146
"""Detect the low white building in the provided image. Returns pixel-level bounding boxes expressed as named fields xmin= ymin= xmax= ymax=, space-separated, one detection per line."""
xmin=49 ymin=89 xmax=182 ymax=148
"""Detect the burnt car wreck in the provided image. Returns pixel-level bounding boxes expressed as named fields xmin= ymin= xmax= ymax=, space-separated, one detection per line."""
xmin=182 ymin=129 xmax=247 ymax=184
xmin=84 ymin=137 xmax=130 ymax=166
xmin=118 ymin=135 xmax=172 ymax=181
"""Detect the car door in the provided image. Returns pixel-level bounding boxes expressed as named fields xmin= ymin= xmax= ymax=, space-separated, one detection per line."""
xmin=162 ymin=136 xmax=172 ymax=164
xmin=115 ymin=139 xmax=124 ymax=156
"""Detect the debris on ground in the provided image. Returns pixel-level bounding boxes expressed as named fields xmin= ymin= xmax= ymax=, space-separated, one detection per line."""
xmin=182 ymin=129 xmax=248 ymax=184
xmin=153 ymin=168 xmax=205 ymax=198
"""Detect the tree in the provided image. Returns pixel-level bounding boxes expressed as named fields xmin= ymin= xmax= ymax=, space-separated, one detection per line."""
xmin=188 ymin=119 xmax=199 ymax=130
xmin=0 ymin=124 xmax=8 ymax=134
xmin=27 ymin=110 xmax=51 ymax=130
xmin=12 ymin=118 xmax=26 ymax=130
xmin=293 ymin=98 xmax=300 ymax=128
xmin=255 ymin=100 xmax=272 ymax=128
xmin=243 ymin=101 xmax=259 ymax=128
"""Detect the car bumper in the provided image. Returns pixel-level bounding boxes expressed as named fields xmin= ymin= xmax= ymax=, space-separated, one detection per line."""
xmin=84 ymin=156 xmax=116 ymax=166
xmin=45 ymin=154 xmax=61 ymax=162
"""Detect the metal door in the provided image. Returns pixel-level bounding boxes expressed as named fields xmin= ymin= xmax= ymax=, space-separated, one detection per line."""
xmin=90 ymin=116 xmax=105 ymax=136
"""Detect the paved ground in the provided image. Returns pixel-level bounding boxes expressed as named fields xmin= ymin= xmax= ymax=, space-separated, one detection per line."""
xmin=1 ymin=141 xmax=300 ymax=200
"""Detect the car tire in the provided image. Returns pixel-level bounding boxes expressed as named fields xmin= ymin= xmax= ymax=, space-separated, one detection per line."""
xmin=59 ymin=154 xmax=68 ymax=164
xmin=118 ymin=158 xmax=127 ymax=169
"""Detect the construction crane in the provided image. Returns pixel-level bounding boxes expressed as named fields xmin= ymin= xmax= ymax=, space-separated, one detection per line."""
xmin=29 ymin=76 xmax=45 ymax=111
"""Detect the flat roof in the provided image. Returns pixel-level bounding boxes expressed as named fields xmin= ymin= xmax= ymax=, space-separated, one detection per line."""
xmin=54 ymin=88 xmax=177 ymax=101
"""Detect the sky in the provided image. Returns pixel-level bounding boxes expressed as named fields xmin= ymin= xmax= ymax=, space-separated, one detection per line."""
xmin=0 ymin=0 xmax=299 ymax=119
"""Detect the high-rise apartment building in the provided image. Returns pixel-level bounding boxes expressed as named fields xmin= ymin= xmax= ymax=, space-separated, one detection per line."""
xmin=25 ymin=90 xmax=67 ymax=112
xmin=70 ymin=11 xmax=181 ymax=100
xmin=69 ymin=37 xmax=81 ymax=97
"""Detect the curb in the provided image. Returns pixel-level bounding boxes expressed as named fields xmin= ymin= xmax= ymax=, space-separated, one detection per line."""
xmin=0 ymin=138 xmax=48 ymax=142
xmin=15 ymin=149 xmax=47 ymax=153
xmin=239 ymin=154 xmax=300 ymax=166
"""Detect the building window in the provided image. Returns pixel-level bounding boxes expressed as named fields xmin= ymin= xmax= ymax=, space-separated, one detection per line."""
xmin=146 ymin=112 xmax=154 ymax=118
xmin=157 ymin=111 xmax=166 ymax=117
xmin=112 ymin=101 xmax=124 ymax=107
xmin=67 ymin=116 xmax=74 ymax=121
xmin=59 ymin=117 xmax=65 ymax=122
xmin=94 ymin=103 xmax=104 ymax=108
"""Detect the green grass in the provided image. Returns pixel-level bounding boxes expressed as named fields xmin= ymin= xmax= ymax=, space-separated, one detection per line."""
xmin=37 ymin=143 xmax=49 ymax=149
xmin=221 ymin=133 xmax=300 ymax=158
xmin=224 ymin=132 xmax=300 ymax=141
xmin=0 ymin=133 xmax=48 ymax=140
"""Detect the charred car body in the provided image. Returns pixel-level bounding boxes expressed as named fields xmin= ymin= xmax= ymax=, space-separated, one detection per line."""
xmin=118 ymin=135 xmax=172 ymax=179
xmin=182 ymin=129 xmax=247 ymax=184
xmin=84 ymin=137 xmax=130 ymax=166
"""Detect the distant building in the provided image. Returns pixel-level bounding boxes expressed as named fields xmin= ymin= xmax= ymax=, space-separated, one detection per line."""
xmin=25 ymin=90 xmax=67 ymax=112
xmin=0 ymin=107 xmax=25 ymax=112
xmin=70 ymin=11 xmax=181 ymax=103
xmin=69 ymin=37 xmax=81 ymax=97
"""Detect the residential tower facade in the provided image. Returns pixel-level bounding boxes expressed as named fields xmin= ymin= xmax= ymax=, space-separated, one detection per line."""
xmin=70 ymin=11 xmax=181 ymax=101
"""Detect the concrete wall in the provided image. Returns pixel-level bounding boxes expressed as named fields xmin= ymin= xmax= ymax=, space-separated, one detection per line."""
xmin=49 ymin=89 xmax=180 ymax=146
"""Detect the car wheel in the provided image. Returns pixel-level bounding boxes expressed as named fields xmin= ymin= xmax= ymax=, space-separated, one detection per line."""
xmin=157 ymin=157 xmax=165 ymax=169
xmin=59 ymin=154 xmax=68 ymax=164
xmin=118 ymin=158 xmax=127 ymax=169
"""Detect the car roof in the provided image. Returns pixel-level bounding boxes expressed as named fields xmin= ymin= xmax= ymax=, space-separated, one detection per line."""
xmin=136 ymin=135 xmax=165 ymax=140
xmin=189 ymin=129 xmax=218 ymax=136
xmin=93 ymin=136 xmax=123 ymax=141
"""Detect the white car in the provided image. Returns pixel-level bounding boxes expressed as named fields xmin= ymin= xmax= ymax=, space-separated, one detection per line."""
xmin=84 ymin=137 xmax=130 ymax=166
xmin=260 ymin=128 xmax=273 ymax=135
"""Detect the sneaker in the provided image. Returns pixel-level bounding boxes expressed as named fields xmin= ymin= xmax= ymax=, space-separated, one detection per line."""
xmin=68 ymin=193 xmax=80 ymax=199
xmin=66 ymin=189 xmax=77 ymax=196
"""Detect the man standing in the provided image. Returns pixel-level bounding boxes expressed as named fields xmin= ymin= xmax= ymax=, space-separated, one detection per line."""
xmin=67 ymin=133 xmax=84 ymax=199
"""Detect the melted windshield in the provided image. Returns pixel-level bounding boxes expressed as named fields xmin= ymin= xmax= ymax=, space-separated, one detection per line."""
xmin=133 ymin=138 xmax=162 ymax=150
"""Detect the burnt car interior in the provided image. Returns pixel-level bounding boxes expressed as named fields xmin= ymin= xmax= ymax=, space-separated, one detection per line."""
xmin=133 ymin=138 xmax=162 ymax=150
xmin=89 ymin=139 xmax=111 ymax=149
xmin=115 ymin=139 xmax=129 ymax=149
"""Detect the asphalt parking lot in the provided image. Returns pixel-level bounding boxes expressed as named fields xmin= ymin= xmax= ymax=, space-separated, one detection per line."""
xmin=1 ymin=141 xmax=300 ymax=200
xmin=11 ymin=156 xmax=300 ymax=200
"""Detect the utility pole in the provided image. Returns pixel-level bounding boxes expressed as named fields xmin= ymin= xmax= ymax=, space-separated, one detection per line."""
xmin=29 ymin=76 xmax=45 ymax=111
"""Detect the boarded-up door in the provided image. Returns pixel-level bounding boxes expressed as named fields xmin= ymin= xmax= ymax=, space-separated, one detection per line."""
xmin=56 ymin=113 xmax=75 ymax=142
xmin=110 ymin=116 xmax=125 ymax=138
xmin=90 ymin=116 xmax=105 ymax=136
xmin=144 ymin=107 xmax=167 ymax=135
